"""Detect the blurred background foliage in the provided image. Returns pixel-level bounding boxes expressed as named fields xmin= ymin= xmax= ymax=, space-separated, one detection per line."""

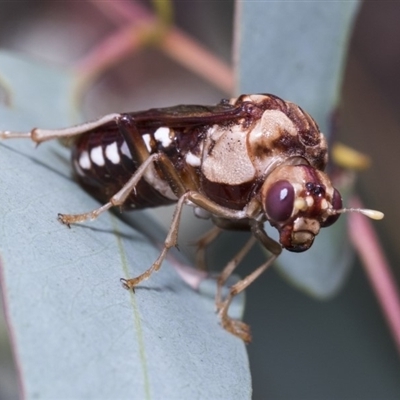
xmin=0 ymin=1 xmax=399 ymax=399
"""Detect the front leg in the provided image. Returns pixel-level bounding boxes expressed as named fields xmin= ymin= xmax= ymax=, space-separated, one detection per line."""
xmin=216 ymin=220 xmax=282 ymax=343
xmin=193 ymin=218 xmax=250 ymax=271
xmin=121 ymin=190 xmax=250 ymax=289
xmin=194 ymin=226 xmax=222 ymax=271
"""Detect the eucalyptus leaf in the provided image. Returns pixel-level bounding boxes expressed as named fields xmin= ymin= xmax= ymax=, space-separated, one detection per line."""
xmin=236 ymin=0 xmax=361 ymax=297
xmin=0 ymin=52 xmax=251 ymax=399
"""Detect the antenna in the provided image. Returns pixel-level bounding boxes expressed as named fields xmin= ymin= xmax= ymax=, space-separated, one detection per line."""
xmin=328 ymin=207 xmax=384 ymax=220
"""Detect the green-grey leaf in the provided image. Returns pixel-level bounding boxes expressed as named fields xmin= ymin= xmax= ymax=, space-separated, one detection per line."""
xmin=0 ymin=52 xmax=251 ymax=399
xmin=236 ymin=1 xmax=360 ymax=297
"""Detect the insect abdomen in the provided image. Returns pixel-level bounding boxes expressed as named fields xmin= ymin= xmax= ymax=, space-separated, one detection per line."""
xmin=71 ymin=125 xmax=176 ymax=209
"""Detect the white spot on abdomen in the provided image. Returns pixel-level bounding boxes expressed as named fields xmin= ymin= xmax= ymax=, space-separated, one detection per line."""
xmin=154 ymin=127 xmax=172 ymax=147
xmin=143 ymin=134 xmax=152 ymax=152
xmin=79 ymin=151 xmax=91 ymax=169
xmin=91 ymin=145 xmax=105 ymax=166
xmin=74 ymin=159 xmax=85 ymax=176
xmin=105 ymin=142 xmax=120 ymax=164
xmin=120 ymin=141 xmax=132 ymax=159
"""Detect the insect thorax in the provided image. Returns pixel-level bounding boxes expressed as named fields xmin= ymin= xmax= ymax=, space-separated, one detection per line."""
xmin=197 ymin=94 xmax=328 ymax=210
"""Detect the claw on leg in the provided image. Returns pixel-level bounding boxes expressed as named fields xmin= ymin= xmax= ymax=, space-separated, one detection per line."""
xmin=121 ymin=247 xmax=168 ymax=290
xmin=217 ymin=297 xmax=252 ymax=343
xmin=214 ymin=222 xmax=280 ymax=342
xmin=57 ymin=202 xmax=113 ymax=226
xmin=120 ymin=195 xmax=186 ymax=291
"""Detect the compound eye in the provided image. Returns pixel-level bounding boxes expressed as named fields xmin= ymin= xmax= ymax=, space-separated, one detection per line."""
xmin=266 ymin=180 xmax=295 ymax=222
xmin=321 ymin=188 xmax=343 ymax=227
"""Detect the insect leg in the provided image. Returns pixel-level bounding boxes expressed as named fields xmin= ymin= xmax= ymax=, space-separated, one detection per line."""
xmin=194 ymin=226 xmax=222 ymax=271
xmin=216 ymin=221 xmax=282 ymax=343
xmin=121 ymin=191 xmax=249 ymax=290
xmin=58 ymin=153 xmax=160 ymax=225
xmin=194 ymin=217 xmax=251 ymax=270
xmin=0 ymin=114 xmax=121 ymax=143
xmin=121 ymin=193 xmax=188 ymax=289
xmin=215 ymin=235 xmax=257 ymax=310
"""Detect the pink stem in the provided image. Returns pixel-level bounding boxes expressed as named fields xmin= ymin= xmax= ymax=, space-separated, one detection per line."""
xmin=77 ymin=0 xmax=233 ymax=94
xmin=161 ymin=29 xmax=234 ymax=94
xmin=74 ymin=24 xmax=146 ymax=79
xmin=167 ymin=254 xmax=208 ymax=291
xmin=348 ymin=196 xmax=400 ymax=354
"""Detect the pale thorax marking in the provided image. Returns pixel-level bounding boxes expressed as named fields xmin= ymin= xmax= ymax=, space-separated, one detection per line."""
xmin=186 ymin=151 xmax=201 ymax=167
xmin=202 ymin=124 xmax=255 ymax=185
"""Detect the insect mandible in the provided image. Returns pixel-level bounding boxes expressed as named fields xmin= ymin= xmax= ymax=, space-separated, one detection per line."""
xmin=0 ymin=93 xmax=384 ymax=343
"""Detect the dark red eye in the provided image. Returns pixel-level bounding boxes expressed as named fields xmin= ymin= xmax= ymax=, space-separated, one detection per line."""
xmin=266 ymin=180 xmax=294 ymax=222
xmin=321 ymin=188 xmax=342 ymax=227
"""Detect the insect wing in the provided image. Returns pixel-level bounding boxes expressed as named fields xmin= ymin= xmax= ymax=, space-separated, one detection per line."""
xmin=126 ymin=102 xmax=246 ymax=130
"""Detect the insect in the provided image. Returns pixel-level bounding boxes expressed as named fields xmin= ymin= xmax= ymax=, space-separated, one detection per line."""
xmin=0 ymin=93 xmax=383 ymax=342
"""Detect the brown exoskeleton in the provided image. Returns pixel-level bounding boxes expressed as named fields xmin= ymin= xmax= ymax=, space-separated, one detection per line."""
xmin=0 ymin=94 xmax=383 ymax=342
